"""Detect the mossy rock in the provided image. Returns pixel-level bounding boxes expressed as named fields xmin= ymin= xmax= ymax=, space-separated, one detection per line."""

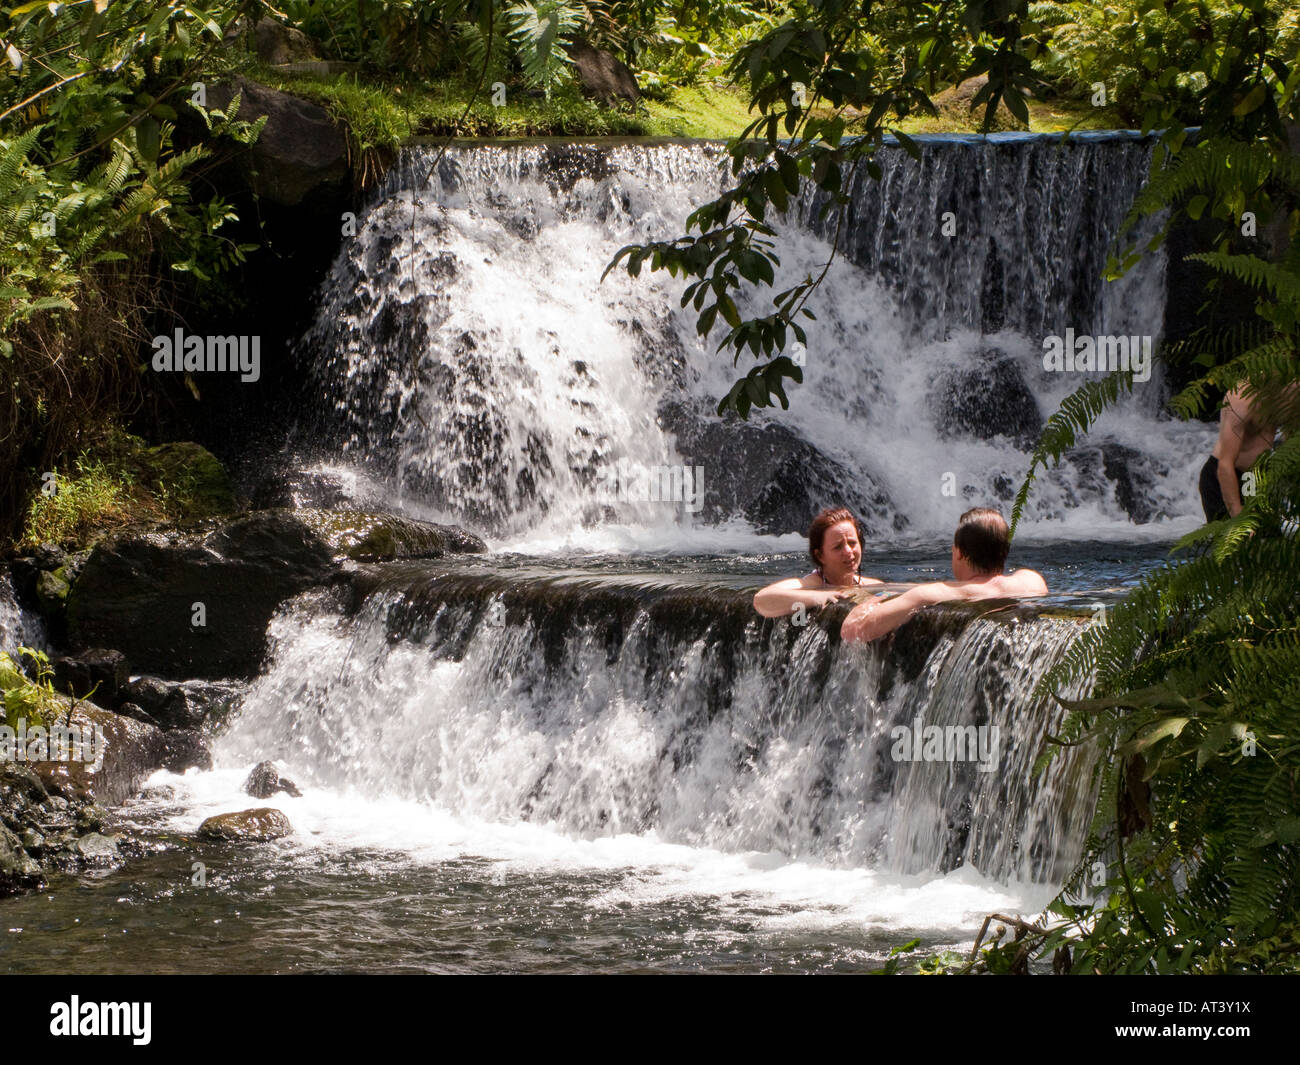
xmin=293 ymin=508 xmax=487 ymax=562
xmin=35 ymin=568 xmax=70 ymax=614
xmin=931 ymin=75 xmax=1030 ymax=133
xmin=133 ymin=442 xmax=236 ymax=519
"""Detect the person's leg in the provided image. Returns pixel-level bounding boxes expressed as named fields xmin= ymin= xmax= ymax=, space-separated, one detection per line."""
xmin=1199 ymin=455 xmax=1228 ymax=521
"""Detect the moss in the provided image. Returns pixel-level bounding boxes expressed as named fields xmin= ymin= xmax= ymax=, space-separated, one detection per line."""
xmin=132 ymin=441 xmax=237 ymax=520
xmin=292 ymin=509 xmax=485 ymax=562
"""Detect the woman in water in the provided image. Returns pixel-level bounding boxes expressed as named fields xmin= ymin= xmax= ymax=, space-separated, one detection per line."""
xmin=752 ymin=506 xmax=882 ymax=618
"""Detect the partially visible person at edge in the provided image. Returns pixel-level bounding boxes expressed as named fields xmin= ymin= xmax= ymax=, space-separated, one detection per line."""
xmin=840 ymin=507 xmax=1046 ymax=643
xmin=752 ymin=507 xmax=882 ymax=618
xmin=1199 ymin=384 xmax=1283 ymax=521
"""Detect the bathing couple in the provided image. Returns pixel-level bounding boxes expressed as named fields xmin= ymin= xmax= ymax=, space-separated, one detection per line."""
xmin=753 ymin=506 xmax=1047 ymax=642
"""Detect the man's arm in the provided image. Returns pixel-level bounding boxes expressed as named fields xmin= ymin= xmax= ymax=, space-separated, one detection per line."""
xmin=840 ymin=586 xmax=940 ymax=643
xmin=1216 ymin=398 xmax=1247 ymax=517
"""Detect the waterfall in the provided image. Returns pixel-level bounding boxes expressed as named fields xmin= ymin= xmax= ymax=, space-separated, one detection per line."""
xmin=0 ymin=572 xmax=43 ymax=656
xmin=217 ymin=570 xmax=1096 ymax=884
xmin=290 ymin=134 xmax=1212 ymax=547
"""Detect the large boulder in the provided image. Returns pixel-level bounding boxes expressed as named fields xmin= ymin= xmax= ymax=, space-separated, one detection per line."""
xmin=225 ymin=18 xmax=320 ymax=66
xmin=66 ymin=509 xmax=483 ymax=677
xmin=66 ymin=511 xmax=337 ymax=678
xmin=198 ymin=807 xmax=293 ymax=842
xmin=294 ymin=509 xmax=487 ymax=562
xmin=205 ymin=77 xmax=349 ymax=208
xmin=656 ymin=398 xmax=902 ymax=536
xmin=933 ymin=350 xmax=1043 ymax=449
xmin=25 ymin=701 xmax=210 ymax=806
xmin=565 ymin=39 xmax=639 ymax=106
xmin=932 ymin=75 xmax=1029 ymax=132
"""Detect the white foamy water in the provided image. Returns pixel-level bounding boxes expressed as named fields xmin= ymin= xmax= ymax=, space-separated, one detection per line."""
xmin=131 ymin=763 xmax=1051 ymax=935
xmin=292 ymin=136 xmax=1214 ymax=549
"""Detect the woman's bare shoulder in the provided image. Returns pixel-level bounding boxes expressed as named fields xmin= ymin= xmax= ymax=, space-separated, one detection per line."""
xmin=758 ymin=573 xmax=822 ymax=592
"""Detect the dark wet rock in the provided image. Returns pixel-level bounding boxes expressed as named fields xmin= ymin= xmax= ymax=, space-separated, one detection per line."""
xmin=32 ymin=543 xmax=65 ymax=569
xmin=244 ymin=761 xmax=302 ymax=800
xmin=1064 ymin=441 xmax=1171 ymax=525
xmin=119 ymin=675 xmax=173 ymax=717
xmin=1 ymin=763 xmax=48 ymax=807
xmin=120 ymin=675 xmax=240 ymax=731
xmin=934 ymin=352 xmax=1042 ymax=449
xmin=112 ymin=701 xmax=164 ymax=730
xmin=6 ymin=557 xmax=40 ymax=602
xmin=52 ymin=648 xmax=129 ymax=706
xmin=31 ymin=701 xmax=187 ymax=806
xmin=57 ymin=551 xmax=90 ymax=585
xmin=251 ymin=468 xmax=353 ymax=510
xmin=0 ymin=823 xmax=42 ymax=892
xmin=160 ymin=730 xmax=213 ymax=774
xmin=656 ymin=398 xmax=902 ymax=536
xmin=75 ymin=803 xmax=108 ymax=833
xmin=565 ymin=39 xmax=639 ymax=106
xmin=34 ymin=568 xmax=69 ymax=614
xmin=161 ymin=681 xmax=243 ymax=731
xmin=205 ymin=77 xmax=348 ymax=208
xmin=244 ymin=764 xmax=302 ymax=806
xmin=198 ymin=807 xmax=293 ymax=842
xmin=67 ymin=511 xmax=337 ymax=678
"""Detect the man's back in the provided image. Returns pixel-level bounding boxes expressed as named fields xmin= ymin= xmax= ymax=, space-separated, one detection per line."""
xmin=925 ymin=568 xmax=1048 ymax=603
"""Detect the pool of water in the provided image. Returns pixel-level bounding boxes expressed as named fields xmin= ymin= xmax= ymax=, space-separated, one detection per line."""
xmin=0 ymin=539 xmax=1172 ymax=974
xmin=1 ymin=772 xmax=1055 ymax=975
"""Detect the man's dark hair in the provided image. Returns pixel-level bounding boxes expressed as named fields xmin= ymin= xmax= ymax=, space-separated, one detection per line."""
xmin=953 ymin=507 xmax=1009 ymax=573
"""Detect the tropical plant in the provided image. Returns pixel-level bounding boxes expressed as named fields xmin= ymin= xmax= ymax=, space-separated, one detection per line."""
xmin=0 ymin=0 xmax=263 ymax=544
xmin=986 ymin=1 xmax=1300 ymax=973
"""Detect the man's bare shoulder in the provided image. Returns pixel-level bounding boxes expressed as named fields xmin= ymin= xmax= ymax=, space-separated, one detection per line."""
xmin=999 ymin=568 xmax=1048 ymax=597
xmin=908 ymin=580 xmax=964 ymax=605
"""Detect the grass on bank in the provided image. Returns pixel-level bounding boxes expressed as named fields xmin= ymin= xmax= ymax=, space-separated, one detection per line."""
xmin=250 ymin=61 xmax=1127 ymax=154
xmin=253 ymin=64 xmax=757 ymax=142
xmin=19 ymin=431 xmax=236 ymax=550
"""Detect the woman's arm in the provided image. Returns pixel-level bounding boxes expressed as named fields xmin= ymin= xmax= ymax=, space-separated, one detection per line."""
xmin=752 ymin=578 xmax=848 ymax=618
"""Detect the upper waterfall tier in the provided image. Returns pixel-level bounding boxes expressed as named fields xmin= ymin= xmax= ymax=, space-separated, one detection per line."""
xmin=292 ymin=136 xmax=1212 ymax=547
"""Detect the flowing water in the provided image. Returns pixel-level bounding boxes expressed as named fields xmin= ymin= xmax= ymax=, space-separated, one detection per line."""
xmin=1 ymin=134 xmax=1214 ymax=973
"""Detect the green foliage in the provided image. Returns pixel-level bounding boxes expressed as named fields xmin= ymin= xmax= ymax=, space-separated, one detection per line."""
xmin=503 ymin=1 xmax=586 ymax=94
xmin=0 ymin=648 xmax=60 ymax=730
xmin=987 ymin=1 xmax=1300 ymax=974
xmin=0 ymin=0 xmax=266 ymax=545
xmin=1030 ymin=1 xmax=1300 ymax=127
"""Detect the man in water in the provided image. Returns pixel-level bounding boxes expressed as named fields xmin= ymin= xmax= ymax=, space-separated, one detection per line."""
xmin=1199 ymin=384 xmax=1279 ymax=520
xmin=840 ymin=507 xmax=1046 ymax=643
